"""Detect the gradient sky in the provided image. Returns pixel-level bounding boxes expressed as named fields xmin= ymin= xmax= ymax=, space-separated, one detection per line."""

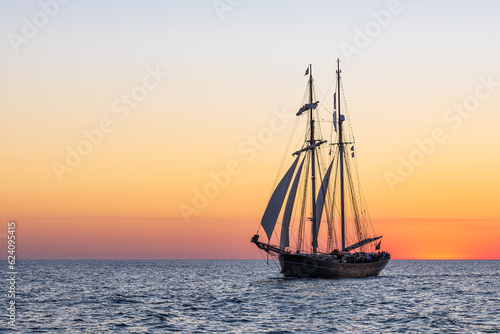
xmin=1 ymin=0 xmax=499 ymax=260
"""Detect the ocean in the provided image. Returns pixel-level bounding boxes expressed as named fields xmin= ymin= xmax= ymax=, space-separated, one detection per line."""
xmin=2 ymin=260 xmax=499 ymax=333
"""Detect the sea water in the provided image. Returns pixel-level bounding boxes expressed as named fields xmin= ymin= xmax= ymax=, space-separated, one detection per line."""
xmin=2 ymin=260 xmax=499 ymax=333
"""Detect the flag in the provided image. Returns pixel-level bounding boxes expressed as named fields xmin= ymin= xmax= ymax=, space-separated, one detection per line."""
xmin=351 ymin=152 xmax=355 ymax=158
xmin=304 ymin=67 xmax=309 ymax=76
xmin=351 ymin=146 xmax=354 ymax=151
xmin=333 ymin=93 xmax=336 ymax=110
xmin=375 ymin=241 xmax=381 ymax=250
xmin=333 ymin=113 xmax=337 ymax=132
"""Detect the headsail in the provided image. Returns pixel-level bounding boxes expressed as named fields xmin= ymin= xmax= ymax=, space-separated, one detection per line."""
xmin=312 ymin=159 xmax=334 ymax=250
xmin=261 ymin=154 xmax=301 ymax=240
xmin=280 ymin=156 xmax=305 ymax=250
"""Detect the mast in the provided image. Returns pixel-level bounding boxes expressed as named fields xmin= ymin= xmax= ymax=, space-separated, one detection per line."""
xmin=309 ymin=64 xmax=318 ymax=255
xmin=336 ymin=58 xmax=346 ymax=251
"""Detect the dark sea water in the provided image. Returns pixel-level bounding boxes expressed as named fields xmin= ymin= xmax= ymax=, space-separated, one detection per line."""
xmin=2 ymin=260 xmax=499 ymax=333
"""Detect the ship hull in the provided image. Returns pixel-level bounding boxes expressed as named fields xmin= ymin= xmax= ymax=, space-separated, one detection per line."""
xmin=278 ymin=254 xmax=390 ymax=279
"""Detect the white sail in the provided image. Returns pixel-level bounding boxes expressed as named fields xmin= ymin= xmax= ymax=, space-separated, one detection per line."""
xmin=261 ymin=155 xmax=301 ymax=240
xmin=313 ymin=159 xmax=334 ymax=247
xmin=279 ymin=157 xmax=305 ymax=250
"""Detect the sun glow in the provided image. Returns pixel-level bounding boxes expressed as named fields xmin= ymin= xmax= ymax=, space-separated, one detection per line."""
xmin=1 ymin=2 xmax=500 ymax=260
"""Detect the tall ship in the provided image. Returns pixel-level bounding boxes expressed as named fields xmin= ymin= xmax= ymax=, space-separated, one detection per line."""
xmin=251 ymin=59 xmax=390 ymax=278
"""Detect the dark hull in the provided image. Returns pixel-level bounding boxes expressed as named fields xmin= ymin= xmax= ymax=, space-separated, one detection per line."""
xmin=279 ymin=254 xmax=390 ymax=279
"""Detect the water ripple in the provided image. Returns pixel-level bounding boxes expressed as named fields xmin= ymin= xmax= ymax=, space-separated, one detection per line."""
xmin=3 ymin=260 xmax=499 ymax=333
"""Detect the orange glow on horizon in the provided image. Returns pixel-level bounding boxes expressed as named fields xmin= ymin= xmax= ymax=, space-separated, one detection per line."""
xmin=4 ymin=216 xmax=499 ymax=260
xmin=375 ymin=219 xmax=500 ymax=260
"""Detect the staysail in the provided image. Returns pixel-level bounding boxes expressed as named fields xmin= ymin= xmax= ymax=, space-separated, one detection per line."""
xmin=279 ymin=156 xmax=305 ymax=250
xmin=261 ymin=154 xmax=301 ymax=240
xmin=312 ymin=159 xmax=334 ymax=249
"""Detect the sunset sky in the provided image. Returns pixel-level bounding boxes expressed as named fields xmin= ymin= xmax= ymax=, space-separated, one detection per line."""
xmin=1 ymin=0 xmax=499 ymax=260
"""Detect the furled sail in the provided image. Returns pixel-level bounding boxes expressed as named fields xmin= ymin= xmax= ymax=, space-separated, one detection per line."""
xmin=312 ymin=159 xmax=334 ymax=249
xmin=261 ymin=155 xmax=301 ymax=240
xmin=279 ymin=157 xmax=305 ymax=250
xmin=296 ymin=101 xmax=319 ymax=116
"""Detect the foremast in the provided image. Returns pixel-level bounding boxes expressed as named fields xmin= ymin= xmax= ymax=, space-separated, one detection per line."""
xmin=336 ymin=58 xmax=346 ymax=251
xmin=308 ymin=64 xmax=319 ymax=256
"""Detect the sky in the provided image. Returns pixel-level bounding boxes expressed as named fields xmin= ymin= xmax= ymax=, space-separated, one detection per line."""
xmin=1 ymin=0 xmax=499 ymax=260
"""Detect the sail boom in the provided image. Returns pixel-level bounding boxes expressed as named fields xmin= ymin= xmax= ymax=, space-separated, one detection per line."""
xmin=344 ymin=236 xmax=383 ymax=252
xmin=293 ymin=140 xmax=327 ymax=156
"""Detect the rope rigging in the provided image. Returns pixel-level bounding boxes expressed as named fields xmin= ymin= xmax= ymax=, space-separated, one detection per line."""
xmin=250 ymin=61 xmax=391 ymax=279
xmin=257 ymin=62 xmax=379 ymax=254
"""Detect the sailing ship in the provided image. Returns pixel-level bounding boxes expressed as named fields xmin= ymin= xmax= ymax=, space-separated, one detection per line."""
xmin=251 ymin=59 xmax=390 ymax=278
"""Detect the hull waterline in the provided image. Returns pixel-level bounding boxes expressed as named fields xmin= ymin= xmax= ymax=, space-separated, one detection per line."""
xmin=279 ymin=254 xmax=390 ymax=279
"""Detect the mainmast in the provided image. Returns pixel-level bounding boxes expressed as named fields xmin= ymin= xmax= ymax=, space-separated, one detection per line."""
xmin=336 ymin=58 xmax=346 ymax=251
xmin=309 ymin=64 xmax=318 ymax=255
